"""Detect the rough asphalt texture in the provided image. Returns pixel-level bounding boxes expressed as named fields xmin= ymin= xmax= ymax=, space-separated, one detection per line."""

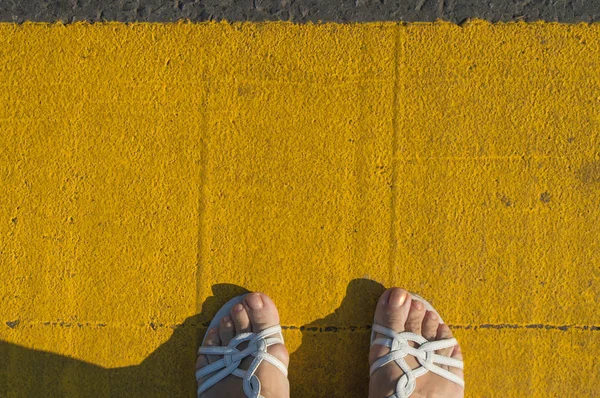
xmin=2 ymin=0 xmax=600 ymax=23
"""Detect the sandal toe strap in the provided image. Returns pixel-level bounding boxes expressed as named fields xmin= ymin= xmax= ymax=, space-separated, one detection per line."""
xmin=370 ymin=323 xmax=464 ymax=398
xmin=196 ymin=325 xmax=287 ymax=398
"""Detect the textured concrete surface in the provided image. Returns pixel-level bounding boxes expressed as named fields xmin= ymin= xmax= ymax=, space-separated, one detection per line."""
xmin=1 ymin=21 xmax=600 ymax=396
xmin=2 ymin=0 xmax=600 ymax=23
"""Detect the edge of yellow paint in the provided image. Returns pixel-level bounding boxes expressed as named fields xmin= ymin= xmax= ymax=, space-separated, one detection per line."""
xmin=0 ymin=18 xmax=598 ymax=28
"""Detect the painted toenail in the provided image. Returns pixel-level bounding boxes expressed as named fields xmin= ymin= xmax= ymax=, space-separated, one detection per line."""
xmin=389 ymin=289 xmax=408 ymax=307
xmin=233 ymin=304 xmax=243 ymax=312
xmin=245 ymin=293 xmax=264 ymax=309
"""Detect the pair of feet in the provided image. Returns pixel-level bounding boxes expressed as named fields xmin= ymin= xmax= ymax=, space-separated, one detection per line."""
xmin=196 ymin=288 xmax=464 ymax=397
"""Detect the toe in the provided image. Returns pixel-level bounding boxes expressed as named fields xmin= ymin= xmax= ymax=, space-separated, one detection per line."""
xmin=374 ymin=288 xmax=412 ymax=332
xmin=205 ymin=327 xmax=220 ymax=346
xmin=219 ymin=316 xmax=235 ymax=345
xmin=242 ymin=292 xmax=291 ymax=377
xmin=369 ymin=288 xmax=414 ymax=397
xmin=435 ymin=323 xmax=455 ymax=358
xmin=195 ymin=353 xmax=210 ymax=390
xmin=231 ymin=303 xmax=251 ymax=333
xmin=421 ymin=311 xmax=440 ymax=341
xmin=449 ymin=342 xmax=465 ymax=381
xmin=243 ymin=292 xmax=280 ymax=332
xmin=370 ymin=288 xmax=411 ymax=366
xmin=405 ymin=298 xmax=426 ymax=335
xmin=204 ymin=327 xmax=221 ymax=364
xmin=196 ymin=351 xmax=209 ymax=370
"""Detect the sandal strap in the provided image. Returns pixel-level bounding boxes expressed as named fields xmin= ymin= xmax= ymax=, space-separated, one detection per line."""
xmin=196 ymin=325 xmax=287 ymax=398
xmin=370 ymin=323 xmax=464 ymax=398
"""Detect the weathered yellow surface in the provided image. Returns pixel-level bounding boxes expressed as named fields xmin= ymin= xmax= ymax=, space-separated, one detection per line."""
xmin=0 ymin=21 xmax=599 ymax=396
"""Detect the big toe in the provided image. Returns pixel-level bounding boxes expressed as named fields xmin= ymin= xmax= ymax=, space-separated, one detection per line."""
xmin=243 ymin=292 xmax=281 ymax=332
xmin=243 ymin=292 xmax=290 ymax=395
xmin=374 ymin=288 xmax=412 ymax=332
xmin=370 ymin=288 xmax=412 ymax=365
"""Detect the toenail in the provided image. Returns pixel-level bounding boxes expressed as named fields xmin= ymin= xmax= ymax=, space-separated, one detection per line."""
xmin=412 ymin=300 xmax=424 ymax=310
xmin=379 ymin=289 xmax=392 ymax=305
xmin=245 ymin=293 xmax=264 ymax=310
xmin=233 ymin=304 xmax=243 ymax=312
xmin=222 ymin=316 xmax=231 ymax=325
xmin=429 ymin=312 xmax=438 ymax=321
xmin=209 ymin=328 xmax=218 ymax=334
xmin=389 ymin=289 xmax=408 ymax=308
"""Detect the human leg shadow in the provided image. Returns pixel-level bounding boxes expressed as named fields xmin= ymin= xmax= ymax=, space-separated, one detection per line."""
xmin=1 ymin=280 xmax=385 ymax=397
xmin=1 ymin=283 xmax=249 ymax=397
xmin=288 ymin=278 xmax=386 ymax=397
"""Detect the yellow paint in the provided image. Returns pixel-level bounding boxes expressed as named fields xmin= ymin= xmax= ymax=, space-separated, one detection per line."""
xmin=0 ymin=20 xmax=599 ymax=396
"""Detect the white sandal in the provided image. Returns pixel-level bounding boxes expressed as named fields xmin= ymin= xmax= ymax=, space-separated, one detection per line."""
xmin=369 ymin=292 xmax=465 ymax=398
xmin=196 ymin=294 xmax=288 ymax=398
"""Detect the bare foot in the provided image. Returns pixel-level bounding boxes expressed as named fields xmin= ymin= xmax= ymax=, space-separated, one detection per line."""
xmin=196 ymin=292 xmax=290 ymax=398
xmin=369 ymin=288 xmax=464 ymax=398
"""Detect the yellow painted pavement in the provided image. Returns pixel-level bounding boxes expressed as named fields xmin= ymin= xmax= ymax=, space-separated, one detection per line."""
xmin=0 ymin=21 xmax=599 ymax=396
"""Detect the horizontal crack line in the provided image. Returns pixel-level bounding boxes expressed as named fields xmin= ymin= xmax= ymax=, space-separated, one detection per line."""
xmin=281 ymin=324 xmax=600 ymax=332
xmin=3 ymin=321 xmax=599 ymax=332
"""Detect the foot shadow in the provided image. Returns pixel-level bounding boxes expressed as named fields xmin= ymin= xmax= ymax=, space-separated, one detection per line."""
xmin=1 ymin=280 xmax=384 ymax=397
xmin=288 ymin=278 xmax=386 ymax=397
xmin=1 ymin=283 xmax=249 ymax=397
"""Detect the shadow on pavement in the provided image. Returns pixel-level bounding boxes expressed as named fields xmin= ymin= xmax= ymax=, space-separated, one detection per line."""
xmin=288 ymin=278 xmax=385 ymax=397
xmin=1 ymin=279 xmax=386 ymax=397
